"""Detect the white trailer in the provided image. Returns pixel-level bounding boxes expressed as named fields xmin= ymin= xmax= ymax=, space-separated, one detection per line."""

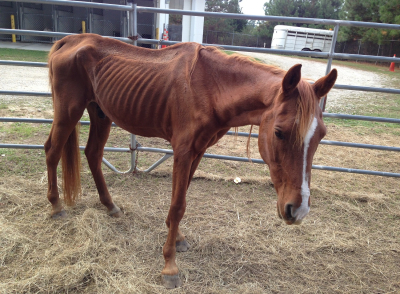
xmin=271 ymin=25 xmax=333 ymax=52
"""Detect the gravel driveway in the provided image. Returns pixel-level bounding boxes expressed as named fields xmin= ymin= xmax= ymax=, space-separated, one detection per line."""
xmin=239 ymin=51 xmax=388 ymax=111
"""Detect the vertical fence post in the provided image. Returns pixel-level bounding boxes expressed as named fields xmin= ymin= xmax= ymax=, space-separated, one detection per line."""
xmin=129 ymin=3 xmax=137 ymax=46
xmin=88 ymin=8 xmax=92 ymax=33
xmin=320 ymin=23 xmax=339 ymax=111
xmin=129 ymin=3 xmax=138 ymax=172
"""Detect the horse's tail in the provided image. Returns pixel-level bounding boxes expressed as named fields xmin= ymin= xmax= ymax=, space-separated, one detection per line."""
xmin=48 ymin=39 xmax=82 ymax=206
xmin=61 ymin=123 xmax=82 ymax=206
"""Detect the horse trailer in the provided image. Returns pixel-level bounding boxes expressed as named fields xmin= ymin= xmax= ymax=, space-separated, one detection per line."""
xmin=271 ymin=25 xmax=333 ymax=52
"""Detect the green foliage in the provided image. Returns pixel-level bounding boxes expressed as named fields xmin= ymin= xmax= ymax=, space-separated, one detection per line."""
xmin=263 ymin=0 xmax=343 ymax=36
xmin=339 ymin=0 xmax=400 ymax=43
xmin=203 ymin=0 xmax=398 ymax=47
xmin=204 ymin=0 xmax=247 ymax=33
xmin=169 ymin=14 xmax=182 ymax=25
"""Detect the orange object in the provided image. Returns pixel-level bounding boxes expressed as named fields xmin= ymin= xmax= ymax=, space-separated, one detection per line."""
xmin=161 ymin=27 xmax=169 ymax=48
xmin=389 ymin=54 xmax=396 ymax=72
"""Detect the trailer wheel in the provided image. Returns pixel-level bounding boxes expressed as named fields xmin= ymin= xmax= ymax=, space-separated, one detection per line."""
xmin=301 ymin=48 xmax=312 ymax=58
xmin=312 ymin=49 xmax=322 ymax=58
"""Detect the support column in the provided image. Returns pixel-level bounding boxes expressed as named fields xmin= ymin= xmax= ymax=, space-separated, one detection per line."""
xmin=182 ymin=0 xmax=205 ymax=43
xmin=182 ymin=0 xmax=191 ymax=42
xmin=190 ymin=0 xmax=204 ymax=43
xmin=156 ymin=0 xmax=169 ymax=40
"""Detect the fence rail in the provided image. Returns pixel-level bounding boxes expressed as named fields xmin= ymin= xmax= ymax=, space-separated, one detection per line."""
xmin=1 ymin=0 xmax=400 ymax=177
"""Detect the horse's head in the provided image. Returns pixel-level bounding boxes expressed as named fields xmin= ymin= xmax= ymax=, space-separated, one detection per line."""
xmin=258 ymin=64 xmax=337 ymax=225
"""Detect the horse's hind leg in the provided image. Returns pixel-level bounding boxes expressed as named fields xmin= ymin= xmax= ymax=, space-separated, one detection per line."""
xmin=44 ymin=101 xmax=85 ymax=218
xmin=85 ymin=102 xmax=121 ymax=217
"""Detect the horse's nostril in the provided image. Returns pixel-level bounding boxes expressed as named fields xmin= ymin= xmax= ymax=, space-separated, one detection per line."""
xmin=285 ymin=204 xmax=294 ymax=220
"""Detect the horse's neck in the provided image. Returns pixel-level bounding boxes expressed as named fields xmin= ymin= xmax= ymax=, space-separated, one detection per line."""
xmin=203 ymin=53 xmax=281 ymax=128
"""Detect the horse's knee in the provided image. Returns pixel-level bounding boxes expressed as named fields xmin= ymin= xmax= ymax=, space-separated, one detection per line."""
xmin=44 ymin=137 xmax=52 ymax=154
xmin=44 ymin=143 xmax=60 ymax=167
xmin=168 ymin=203 xmax=186 ymax=223
xmin=84 ymin=147 xmax=102 ymax=162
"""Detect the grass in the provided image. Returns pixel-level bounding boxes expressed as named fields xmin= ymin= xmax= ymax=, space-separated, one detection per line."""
xmin=0 ymin=48 xmax=48 ymax=62
xmin=289 ymin=53 xmax=400 ymax=77
xmin=225 ymin=50 xmax=264 ymax=63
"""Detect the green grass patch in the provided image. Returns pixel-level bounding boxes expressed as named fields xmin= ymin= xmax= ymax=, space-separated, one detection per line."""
xmin=1 ymin=123 xmax=50 ymax=139
xmin=0 ymin=48 xmax=48 ymax=62
xmin=8 ymin=123 xmax=37 ymax=138
xmin=224 ymin=50 xmax=263 ymax=63
xmin=324 ymin=118 xmax=400 ymax=132
xmin=325 ymin=91 xmax=400 ymax=133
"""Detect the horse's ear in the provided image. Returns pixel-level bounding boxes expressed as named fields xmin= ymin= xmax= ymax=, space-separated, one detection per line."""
xmin=313 ymin=68 xmax=338 ymax=98
xmin=282 ymin=64 xmax=302 ymax=94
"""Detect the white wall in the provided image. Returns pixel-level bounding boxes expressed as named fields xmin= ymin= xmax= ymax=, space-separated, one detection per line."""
xmin=189 ymin=0 xmax=205 ymax=43
xmin=158 ymin=0 xmax=205 ymax=43
xmin=156 ymin=0 xmax=170 ymax=39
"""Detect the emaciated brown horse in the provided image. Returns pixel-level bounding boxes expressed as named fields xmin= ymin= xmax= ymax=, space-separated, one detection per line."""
xmin=45 ymin=34 xmax=337 ymax=288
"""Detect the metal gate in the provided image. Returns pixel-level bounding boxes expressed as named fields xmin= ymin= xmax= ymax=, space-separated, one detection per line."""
xmin=0 ymin=0 xmax=400 ymax=177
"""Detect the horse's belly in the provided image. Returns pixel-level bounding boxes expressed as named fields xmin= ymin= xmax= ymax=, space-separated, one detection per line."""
xmin=96 ymin=93 xmax=171 ymax=139
xmin=92 ymin=55 xmax=189 ymax=141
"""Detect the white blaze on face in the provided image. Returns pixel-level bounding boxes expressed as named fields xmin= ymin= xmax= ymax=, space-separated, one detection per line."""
xmin=294 ymin=117 xmax=318 ymax=221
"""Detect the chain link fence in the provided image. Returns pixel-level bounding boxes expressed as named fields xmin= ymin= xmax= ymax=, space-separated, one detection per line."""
xmin=203 ymin=30 xmax=271 ymax=48
xmin=335 ymin=39 xmax=400 ymax=66
xmin=21 ymin=3 xmax=54 ymax=43
xmin=0 ymin=0 xmax=156 ymax=46
xmin=0 ymin=0 xmax=137 ymax=42
xmin=0 ymin=1 xmax=20 ymax=41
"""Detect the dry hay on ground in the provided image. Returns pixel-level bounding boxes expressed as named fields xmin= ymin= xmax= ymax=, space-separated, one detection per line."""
xmin=1 ymin=123 xmax=400 ymax=293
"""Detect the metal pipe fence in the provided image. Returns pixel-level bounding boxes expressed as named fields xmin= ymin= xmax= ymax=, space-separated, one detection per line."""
xmin=1 ymin=0 xmax=400 ymax=178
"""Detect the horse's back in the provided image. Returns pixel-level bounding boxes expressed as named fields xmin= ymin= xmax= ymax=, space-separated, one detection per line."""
xmin=48 ymin=34 xmax=208 ymax=141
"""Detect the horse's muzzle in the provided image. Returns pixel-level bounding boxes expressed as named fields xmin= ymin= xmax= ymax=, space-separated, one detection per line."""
xmin=277 ymin=203 xmax=307 ymax=225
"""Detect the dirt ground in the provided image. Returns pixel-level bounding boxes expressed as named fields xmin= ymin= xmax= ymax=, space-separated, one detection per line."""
xmin=0 ymin=52 xmax=399 ymax=293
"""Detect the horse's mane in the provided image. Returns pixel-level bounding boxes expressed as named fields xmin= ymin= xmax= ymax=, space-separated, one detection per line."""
xmin=196 ymin=46 xmax=286 ymax=75
xmin=295 ymin=80 xmax=317 ymax=147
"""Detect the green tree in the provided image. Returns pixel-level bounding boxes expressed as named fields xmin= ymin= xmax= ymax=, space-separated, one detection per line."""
xmin=264 ymin=0 xmax=342 ymax=21
xmin=204 ymin=0 xmax=247 ymax=32
xmin=339 ymin=0 xmax=400 ymax=43
xmin=262 ymin=0 xmax=343 ymax=37
xmin=379 ymin=0 xmax=400 ymax=39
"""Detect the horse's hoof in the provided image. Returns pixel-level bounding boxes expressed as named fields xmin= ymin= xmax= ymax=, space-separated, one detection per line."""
xmin=108 ymin=205 xmax=123 ymax=218
xmin=51 ymin=210 xmax=67 ymax=219
xmin=162 ymin=274 xmax=182 ymax=289
xmin=176 ymin=239 xmax=191 ymax=252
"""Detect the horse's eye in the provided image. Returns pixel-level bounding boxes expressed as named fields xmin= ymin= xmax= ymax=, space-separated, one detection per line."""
xmin=275 ymin=130 xmax=284 ymax=140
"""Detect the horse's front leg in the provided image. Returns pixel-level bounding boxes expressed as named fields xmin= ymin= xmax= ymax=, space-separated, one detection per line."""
xmin=161 ymin=149 xmax=198 ymax=288
xmin=167 ymin=151 xmax=204 ymax=252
